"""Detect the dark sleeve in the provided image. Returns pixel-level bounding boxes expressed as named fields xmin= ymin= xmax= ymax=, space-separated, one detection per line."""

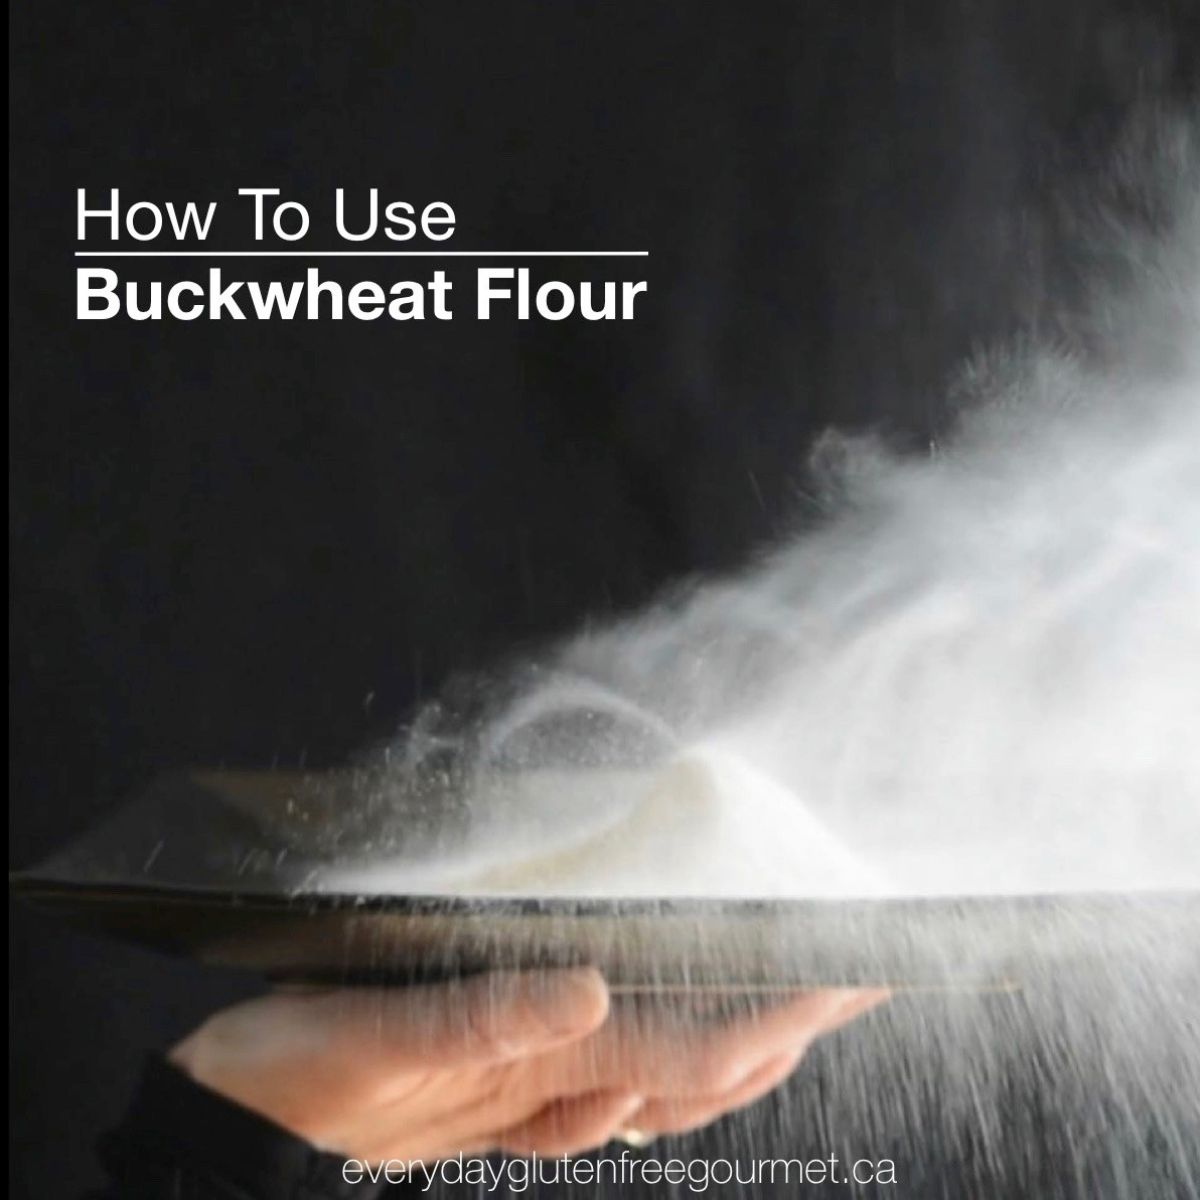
xmin=89 ymin=1055 xmax=396 ymax=1199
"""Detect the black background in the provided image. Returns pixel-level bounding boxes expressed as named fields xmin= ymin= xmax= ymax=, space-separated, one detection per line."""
xmin=10 ymin=2 xmax=1200 ymax=1196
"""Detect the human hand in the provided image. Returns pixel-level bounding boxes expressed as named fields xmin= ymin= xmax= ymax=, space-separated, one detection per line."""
xmin=169 ymin=969 xmax=885 ymax=1163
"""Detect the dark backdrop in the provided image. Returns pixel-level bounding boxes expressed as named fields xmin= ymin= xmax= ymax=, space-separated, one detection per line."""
xmin=10 ymin=2 xmax=1199 ymax=1196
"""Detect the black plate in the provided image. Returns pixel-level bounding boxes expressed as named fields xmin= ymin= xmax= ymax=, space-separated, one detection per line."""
xmin=12 ymin=772 xmax=1198 ymax=989
xmin=14 ymin=875 xmax=1199 ymax=990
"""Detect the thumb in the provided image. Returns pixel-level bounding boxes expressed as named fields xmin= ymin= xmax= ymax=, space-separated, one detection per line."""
xmin=306 ymin=968 xmax=610 ymax=1068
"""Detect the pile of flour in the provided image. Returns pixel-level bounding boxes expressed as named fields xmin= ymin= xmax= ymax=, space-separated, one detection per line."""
xmin=321 ymin=746 xmax=884 ymax=899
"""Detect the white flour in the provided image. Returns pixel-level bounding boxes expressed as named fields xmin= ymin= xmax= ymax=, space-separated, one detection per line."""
xmin=330 ymin=115 xmax=1200 ymax=904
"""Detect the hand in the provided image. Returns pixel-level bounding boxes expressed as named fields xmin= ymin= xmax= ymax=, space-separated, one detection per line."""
xmin=169 ymin=968 xmax=886 ymax=1163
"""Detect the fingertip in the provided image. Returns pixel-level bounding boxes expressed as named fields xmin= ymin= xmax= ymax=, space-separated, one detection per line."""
xmin=825 ymin=986 xmax=891 ymax=1029
xmin=525 ymin=967 xmax=611 ymax=1037
xmin=463 ymin=967 xmax=610 ymax=1060
xmin=567 ymin=966 xmax=612 ymax=1026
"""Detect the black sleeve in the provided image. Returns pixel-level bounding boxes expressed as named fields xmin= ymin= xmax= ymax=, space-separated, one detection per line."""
xmin=89 ymin=1055 xmax=395 ymax=1199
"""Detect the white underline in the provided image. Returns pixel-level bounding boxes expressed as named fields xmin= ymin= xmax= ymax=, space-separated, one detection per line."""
xmin=73 ymin=250 xmax=649 ymax=258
